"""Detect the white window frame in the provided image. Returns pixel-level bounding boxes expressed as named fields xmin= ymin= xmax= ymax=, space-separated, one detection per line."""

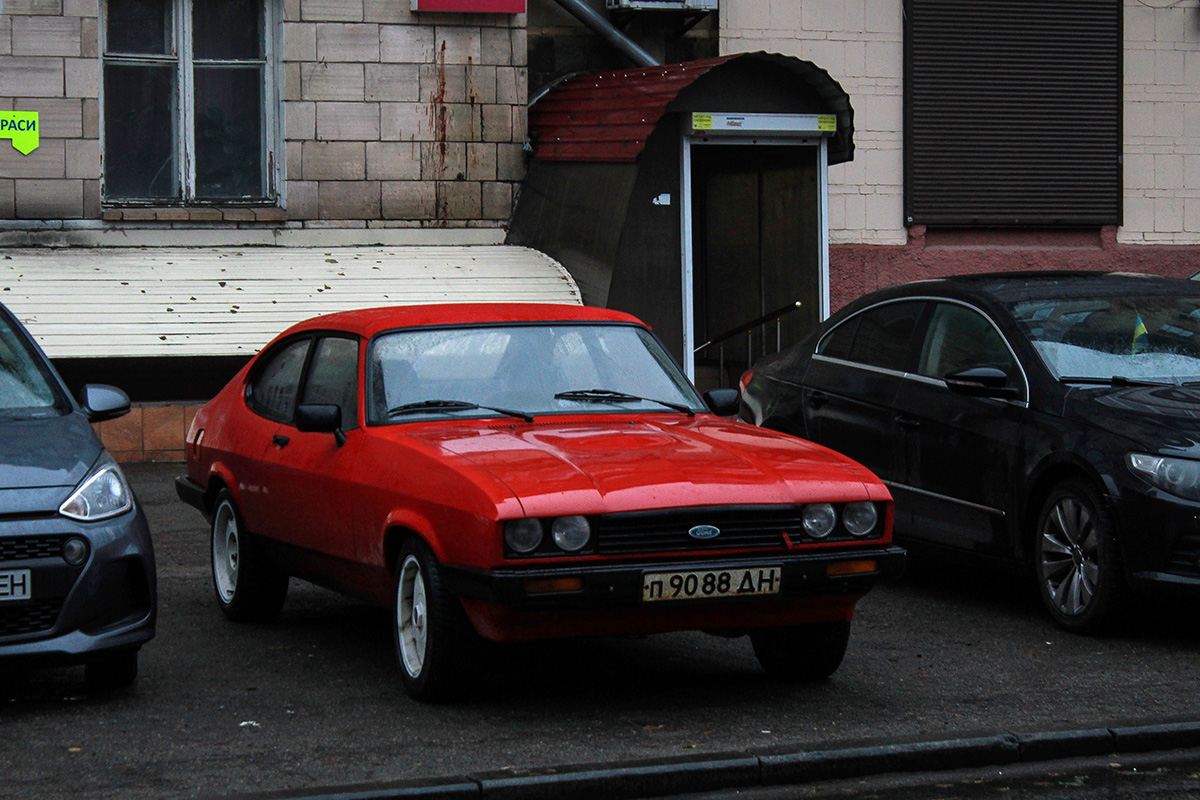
xmin=100 ymin=0 xmax=283 ymax=205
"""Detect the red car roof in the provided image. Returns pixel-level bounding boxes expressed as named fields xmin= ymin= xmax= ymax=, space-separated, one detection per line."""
xmin=280 ymin=303 xmax=646 ymax=340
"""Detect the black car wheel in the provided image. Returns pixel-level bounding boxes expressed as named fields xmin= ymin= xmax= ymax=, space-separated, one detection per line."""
xmin=210 ymin=489 xmax=288 ymax=622
xmin=750 ymin=620 xmax=851 ymax=682
xmin=85 ymin=649 xmax=138 ymax=690
xmin=1035 ymin=479 xmax=1125 ymax=634
xmin=393 ymin=539 xmax=473 ymax=702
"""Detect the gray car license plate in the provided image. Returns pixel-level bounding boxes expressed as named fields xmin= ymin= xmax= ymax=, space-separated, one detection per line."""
xmin=642 ymin=566 xmax=781 ymax=602
xmin=0 ymin=569 xmax=31 ymax=602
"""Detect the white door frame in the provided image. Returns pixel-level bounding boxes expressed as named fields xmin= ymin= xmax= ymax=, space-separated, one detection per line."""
xmin=680 ymin=129 xmax=831 ymax=381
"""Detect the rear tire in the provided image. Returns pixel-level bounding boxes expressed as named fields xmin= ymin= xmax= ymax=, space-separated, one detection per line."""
xmin=394 ymin=539 xmax=472 ymax=702
xmin=85 ymin=649 xmax=138 ymax=690
xmin=211 ymin=489 xmax=288 ymax=623
xmin=750 ymin=620 xmax=852 ymax=682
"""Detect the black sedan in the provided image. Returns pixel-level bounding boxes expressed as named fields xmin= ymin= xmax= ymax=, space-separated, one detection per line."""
xmin=0 ymin=302 xmax=156 ymax=687
xmin=741 ymin=271 xmax=1200 ymax=633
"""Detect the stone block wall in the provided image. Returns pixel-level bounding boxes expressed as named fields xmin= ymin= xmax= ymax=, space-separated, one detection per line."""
xmin=0 ymin=0 xmax=530 ymax=228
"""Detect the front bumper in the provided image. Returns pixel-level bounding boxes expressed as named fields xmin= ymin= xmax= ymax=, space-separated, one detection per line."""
xmin=0 ymin=506 xmax=157 ymax=666
xmin=442 ymin=545 xmax=906 ymax=611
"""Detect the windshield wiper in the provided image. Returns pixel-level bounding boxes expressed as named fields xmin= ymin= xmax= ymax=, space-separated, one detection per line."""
xmin=1058 ymin=375 xmax=1172 ymax=387
xmin=554 ymin=389 xmax=695 ymax=416
xmin=386 ymin=399 xmax=534 ymax=423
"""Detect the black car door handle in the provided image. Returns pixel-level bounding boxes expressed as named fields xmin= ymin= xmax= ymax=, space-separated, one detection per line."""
xmin=808 ymin=390 xmax=829 ymax=409
xmin=896 ymin=416 xmax=921 ymax=430
xmin=272 ymin=434 xmax=290 ymax=448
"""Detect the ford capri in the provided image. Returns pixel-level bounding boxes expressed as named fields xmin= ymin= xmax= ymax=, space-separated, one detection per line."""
xmin=176 ymin=304 xmax=903 ymax=700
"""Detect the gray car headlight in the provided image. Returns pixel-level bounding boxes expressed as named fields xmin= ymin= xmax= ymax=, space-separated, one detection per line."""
xmin=1128 ymin=453 xmax=1200 ymax=502
xmin=803 ymin=503 xmax=837 ymax=538
xmin=843 ymin=502 xmax=879 ymax=537
xmin=551 ymin=516 xmax=591 ymax=552
xmin=60 ymin=459 xmax=134 ymax=521
xmin=504 ymin=519 xmax=544 ymax=554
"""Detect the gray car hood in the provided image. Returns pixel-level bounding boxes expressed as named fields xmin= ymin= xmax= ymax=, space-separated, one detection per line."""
xmin=0 ymin=411 xmax=100 ymax=514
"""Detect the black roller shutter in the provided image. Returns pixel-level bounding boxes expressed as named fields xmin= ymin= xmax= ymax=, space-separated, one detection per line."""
xmin=904 ymin=0 xmax=1122 ymax=227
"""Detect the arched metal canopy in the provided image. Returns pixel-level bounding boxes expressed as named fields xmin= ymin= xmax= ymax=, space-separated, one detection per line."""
xmin=529 ymin=52 xmax=855 ymax=165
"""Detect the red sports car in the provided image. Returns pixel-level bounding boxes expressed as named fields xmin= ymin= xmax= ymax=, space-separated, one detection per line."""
xmin=176 ymin=304 xmax=904 ymax=700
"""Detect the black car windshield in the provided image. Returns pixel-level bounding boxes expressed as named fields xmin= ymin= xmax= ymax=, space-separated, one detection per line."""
xmin=368 ymin=323 xmax=706 ymax=422
xmin=0 ymin=311 xmax=66 ymax=419
xmin=1006 ymin=293 xmax=1200 ymax=384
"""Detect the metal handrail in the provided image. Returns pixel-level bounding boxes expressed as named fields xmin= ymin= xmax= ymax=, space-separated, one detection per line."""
xmin=692 ymin=301 xmax=803 ymax=389
xmin=692 ymin=301 xmax=804 ymax=353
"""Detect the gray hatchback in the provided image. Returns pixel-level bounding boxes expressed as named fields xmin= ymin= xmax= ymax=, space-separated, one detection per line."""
xmin=0 ymin=302 xmax=155 ymax=688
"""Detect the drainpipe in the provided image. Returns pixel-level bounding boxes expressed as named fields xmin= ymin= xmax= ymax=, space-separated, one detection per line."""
xmin=553 ymin=0 xmax=661 ymax=68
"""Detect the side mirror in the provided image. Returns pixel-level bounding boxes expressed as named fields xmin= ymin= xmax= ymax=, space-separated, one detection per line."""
xmin=296 ymin=403 xmax=346 ymax=446
xmin=81 ymin=384 xmax=131 ymax=423
xmin=943 ymin=367 xmax=1020 ymax=399
xmin=703 ymin=388 xmax=741 ymax=416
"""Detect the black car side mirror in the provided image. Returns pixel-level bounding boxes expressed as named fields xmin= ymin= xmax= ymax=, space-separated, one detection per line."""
xmin=704 ymin=388 xmax=741 ymax=416
xmin=296 ymin=403 xmax=347 ymax=446
xmin=81 ymin=384 xmax=131 ymax=423
xmin=943 ymin=367 xmax=1021 ymax=399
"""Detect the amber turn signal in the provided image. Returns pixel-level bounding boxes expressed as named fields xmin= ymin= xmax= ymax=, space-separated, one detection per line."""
xmin=524 ymin=577 xmax=584 ymax=595
xmin=826 ymin=559 xmax=878 ymax=577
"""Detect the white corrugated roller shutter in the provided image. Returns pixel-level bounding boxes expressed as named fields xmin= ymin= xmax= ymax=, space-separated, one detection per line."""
xmin=0 ymin=246 xmax=582 ymax=358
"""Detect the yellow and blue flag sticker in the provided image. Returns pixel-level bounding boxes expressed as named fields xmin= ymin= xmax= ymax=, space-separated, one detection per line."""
xmin=1132 ymin=313 xmax=1148 ymax=354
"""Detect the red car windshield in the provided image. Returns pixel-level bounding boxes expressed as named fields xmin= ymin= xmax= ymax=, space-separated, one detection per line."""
xmin=368 ymin=323 xmax=705 ymax=422
xmin=0 ymin=310 xmax=67 ymax=419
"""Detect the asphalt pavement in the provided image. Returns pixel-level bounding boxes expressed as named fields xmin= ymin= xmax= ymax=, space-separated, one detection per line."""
xmin=5 ymin=463 xmax=1200 ymax=800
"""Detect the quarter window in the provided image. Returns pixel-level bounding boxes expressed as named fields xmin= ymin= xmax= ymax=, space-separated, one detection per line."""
xmin=102 ymin=0 xmax=278 ymax=202
xmin=820 ymin=301 xmax=924 ymax=373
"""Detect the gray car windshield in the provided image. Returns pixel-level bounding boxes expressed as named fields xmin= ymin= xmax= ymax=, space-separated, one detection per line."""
xmin=1006 ymin=294 xmax=1200 ymax=384
xmin=368 ymin=323 xmax=705 ymax=423
xmin=0 ymin=312 xmax=63 ymax=418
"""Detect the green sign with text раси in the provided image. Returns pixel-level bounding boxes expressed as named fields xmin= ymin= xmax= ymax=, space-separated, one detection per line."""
xmin=0 ymin=112 xmax=39 ymax=155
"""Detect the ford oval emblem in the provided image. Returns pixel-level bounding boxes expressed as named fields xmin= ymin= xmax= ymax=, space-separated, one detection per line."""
xmin=689 ymin=525 xmax=721 ymax=541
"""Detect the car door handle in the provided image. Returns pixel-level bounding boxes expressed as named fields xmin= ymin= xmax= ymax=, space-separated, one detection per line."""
xmin=896 ymin=416 xmax=921 ymax=430
xmin=808 ymin=390 xmax=829 ymax=409
xmin=272 ymin=434 xmax=290 ymax=448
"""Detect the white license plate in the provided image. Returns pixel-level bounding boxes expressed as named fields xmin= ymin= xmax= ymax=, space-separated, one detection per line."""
xmin=642 ymin=566 xmax=782 ymax=602
xmin=0 ymin=569 xmax=31 ymax=602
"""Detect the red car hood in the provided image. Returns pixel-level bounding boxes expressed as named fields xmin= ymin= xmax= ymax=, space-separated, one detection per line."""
xmin=403 ymin=416 xmax=886 ymax=517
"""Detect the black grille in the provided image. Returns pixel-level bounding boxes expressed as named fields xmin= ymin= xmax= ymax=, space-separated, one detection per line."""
xmin=1167 ymin=532 xmax=1200 ymax=578
xmin=0 ymin=535 xmax=67 ymax=562
xmin=0 ymin=599 xmax=61 ymax=637
xmin=595 ymin=505 xmax=865 ymax=555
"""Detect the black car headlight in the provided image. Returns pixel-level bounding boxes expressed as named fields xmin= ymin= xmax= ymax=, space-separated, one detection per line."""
xmin=1128 ymin=453 xmax=1200 ymax=502
xmin=59 ymin=459 xmax=134 ymax=521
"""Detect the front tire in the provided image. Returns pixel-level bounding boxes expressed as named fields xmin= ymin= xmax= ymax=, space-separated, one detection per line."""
xmin=394 ymin=540 xmax=472 ymax=702
xmin=750 ymin=620 xmax=852 ymax=682
xmin=1034 ymin=478 xmax=1125 ymax=634
xmin=211 ymin=489 xmax=288 ymax=623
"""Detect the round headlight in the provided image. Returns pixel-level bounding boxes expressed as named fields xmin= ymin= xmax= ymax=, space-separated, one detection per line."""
xmin=551 ymin=516 xmax=591 ymax=552
xmin=504 ymin=519 xmax=543 ymax=554
xmin=843 ymin=502 xmax=878 ymax=537
xmin=802 ymin=503 xmax=837 ymax=538
xmin=62 ymin=536 xmax=89 ymax=566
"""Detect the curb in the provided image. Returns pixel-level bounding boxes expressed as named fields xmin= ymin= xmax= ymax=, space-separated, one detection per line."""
xmin=234 ymin=720 xmax=1200 ymax=800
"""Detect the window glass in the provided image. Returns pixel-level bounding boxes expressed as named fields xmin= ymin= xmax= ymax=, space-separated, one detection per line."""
xmin=1007 ymin=293 xmax=1200 ymax=384
xmin=103 ymin=0 xmax=272 ymax=203
xmin=300 ymin=337 xmax=359 ymax=430
xmin=816 ymin=315 xmax=860 ymax=360
xmin=0 ymin=313 xmax=66 ymax=419
xmin=846 ymin=302 xmax=924 ymax=372
xmin=249 ymin=339 xmax=309 ymax=422
xmin=918 ymin=304 xmax=1017 ymax=380
xmin=368 ymin=324 xmax=704 ymax=423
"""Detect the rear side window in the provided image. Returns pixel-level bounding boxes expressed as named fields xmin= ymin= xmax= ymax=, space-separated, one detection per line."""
xmin=248 ymin=338 xmax=310 ymax=422
xmin=918 ymin=303 xmax=1017 ymax=380
xmin=820 ymin=301 xmax=925 ymax=372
